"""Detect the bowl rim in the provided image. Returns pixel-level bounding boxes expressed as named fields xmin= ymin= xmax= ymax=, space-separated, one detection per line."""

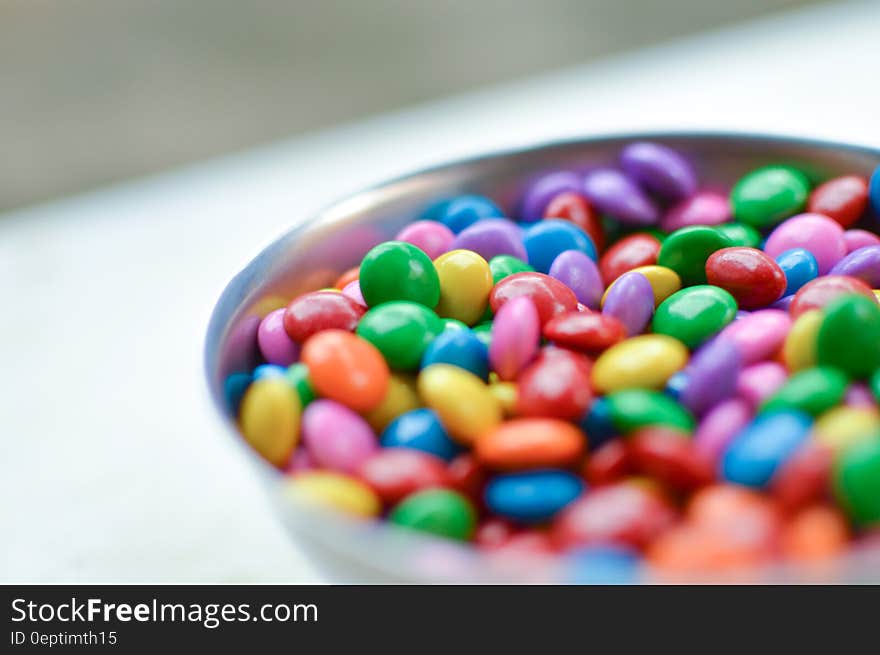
xmin=203 ymin=129 xmax=880 ymax=583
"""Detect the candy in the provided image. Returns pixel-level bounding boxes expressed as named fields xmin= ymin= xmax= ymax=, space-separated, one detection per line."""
xmin=450 ymin=219 xmax=526 ymax=263
xmin=582 ymin=168 xmax=659 ymax=225
xmin=417 ymin=364 xmax=502 ymax=445
xmin=761 ymin=367 xmax=849 ymax=416
xmin=652 ymin=285 xmax=738 ymax=349
xmin=355 ymin=301 xmax=444 ymax=371
xmin=816 ymin=294 xmax=880 ymax=378
xmin=431 ymin=249 xmax=493 ymax=325
xmin=829 ymin=245 xmax=880 ymax=287
xmin=359 ymin=241 xmax=441 ymax=307
xmin=490 ymin=271 xmax=578 ymax=325
xmin=604 ymin=389 xmax=695 ymax=434
xmin=357 ymin=449 xmax=450 ymax=505
xmin=239 ymin=378 xmax=301 ymax=466
xmin=716 ymin=309 xmax=791 ymax=364
xmin=389 ymin=489 xmax=477 ymax=540
xmin=720 ymin=410 xmax=812 ymax=488
xmin=257 ymin=308 xmax=300 ymax=366
xmin=301 ymin=399 xmax=378 ymax=473
xmin=520 ymin=171 xmax=581 ymax=222
xmin=598 ymin=233 xmax=661 ymax=285
xmin=705 ymin=247 xmax=786 ymax=309
xmin=283 ymin=290 xmax=365 ymax=343
xmin=789 ymin=274 xmax=876 ymax=317
xmin=489 ymin=296 xmax=540 ymax=381
xmin=736 ymin=362 xmax=788 ymax=408
xmin=362 ymin=373 xmax=420 ymax=432
xmin=543 ymin=192 xmax=604 ymax=251
xmin=763 ymin=213 xmax=847 ymax=275
xmin=285 ymin=471 xmax=381 ymax=518
xmin=693 ymin=398 xmax=752 ymax=463
xmin=620 ymin=141 xmax=697 ymax=200
xmin=678 ymin=338 xmax=741 ymax=416
xmin=548 ymin=250 xmax=603 ymax=309
xmin=543 ymin=311 xmax=627 ymax=354
xmin=592 ymin=334 xmax=688 ymax=394
xmin=395 ymin=220 xmax=455 ymax=259
xmin=774 ymin=248 xmax=819 ymax=296
xmin=813 ymin=406 xmax=879 ymax=452
xmin=489 ymin=254 xmax=534 ymax=284
xmin=380 ymin=408 xmax=459 ymax=461
xmin=484 ymin=470 xmax=584 ymax=523
xmin=769 ymin=441 xmax=832 ymax=511
xmin=301 ymin=330 xmax=389 ymax=412
xmin=844 ymin=229 xmax=880 ymax=253
xmin=833 ymin=437 xmax=880 ymax=525
xmin=618 ymin=265 xmax=681 ymax=307
xmin=602 ymin=271 xmax=655 ymax=336
xmin=421 ymin=329 xmax=489 ymax=380
xmin=781 ymin=505 xmax=849 ymax=561
xmin=285 ymin=363 xmax=316 ymax=407
xmin=476 ymin=418 xmax=586 ymax=470
xmin=730 ymin=164 xmax=810 ymax=227
xmin=627 ymin=427 xmax=713 ymax=491
xmin=657 ymin=226 xmax=733 ymax=286
xmin=661 ymin=190 xmax=730 ymax=232
xmin=807 ymin=175 xmax=869 ymax=227
xmin=714 ymin=222 xmax=762 ymax=249
xmin=872 ymin=165 xmax=880 ymax=214
xmin=429 ymin=194 xmax=504 ymax=233
xmin=522 ymin=219 xmax=597 ymax=273
xmin=515 ymin=347 xmax=592 ymax=420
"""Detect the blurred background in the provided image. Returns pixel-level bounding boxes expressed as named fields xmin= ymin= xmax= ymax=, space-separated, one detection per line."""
xmin=2 ymin=0 xmax=824 ymax=212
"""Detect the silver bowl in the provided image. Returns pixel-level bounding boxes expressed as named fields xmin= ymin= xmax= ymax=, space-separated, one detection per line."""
xmin=205 ymin=132 xmax=880 ymax=583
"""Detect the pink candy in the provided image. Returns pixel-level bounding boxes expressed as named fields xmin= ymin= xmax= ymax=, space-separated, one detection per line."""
xmin=763 ymin=213 xmax=847 ymax=275
xmin=660 ymin=190 xmax=730 ymax=232
xmin=694 ymin=398 xmax=753 ymax=463
xmin=301 ymin=399 xmax=378 ymax=473
xmin=395 ymin=220 xmax=455 ymax=260
xmin=717 ymin=309 xmax=791 ymax=365
xmin=843 ymin=229 xmax=880 ymax=254
xmin=489 ymin=296 xmax=540 ymax=381
xmin=737 ymin=362 xmax=788 ymax=407
xmin=342 ymin=279 xmax=367 ymax=307
xmin=257 ymin=308 xmax=300 ymax=366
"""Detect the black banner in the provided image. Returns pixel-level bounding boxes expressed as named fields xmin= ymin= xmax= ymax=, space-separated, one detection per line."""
xmin=2 ymin=585 xmax=877 ymax=651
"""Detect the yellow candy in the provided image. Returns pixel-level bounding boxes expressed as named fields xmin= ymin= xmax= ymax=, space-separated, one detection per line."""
xmin=874 ymin=289 xmax=880 ymax=303
xmin=362 ymin=373 xmax=421 ymax=432
xmin=601 ymin=265 xmax=681 ymax=308
xmin=250 ymin=294 xmax=289 ymax=318
xmin=489 ymin=381 xmax=518 ymax=417
xmin=814 ymin=406 xmax=880 ymax=452
xmin=783 ymin=310 xmax=821 ymax=372
xmin=433 ymin=250 xmax=493 ymax=325
xmin=592 ymin=334 xmax=689 ymax=393
xmin=418 ymin=364 xmax=502 ymax=444
xmin=284 ymin=472 xmax=381 ymax=518
xmin=239 ymin=378 xmax=301 ymax=466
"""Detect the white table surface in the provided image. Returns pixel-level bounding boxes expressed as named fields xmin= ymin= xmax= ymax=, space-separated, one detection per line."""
xmin=3 ymin=0 xmax=879 ymax=583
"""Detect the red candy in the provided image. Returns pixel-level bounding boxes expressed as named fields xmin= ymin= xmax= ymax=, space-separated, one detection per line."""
xmin=515 ymin=347 xmax=593 ymax=421
xmin=543 ymin=311 xmax=627 ymax=354
xmin=598 ymin=233 xmax=661 ymax=285
xmin=769 ymin=441 xmax=833 ymax=512
xmin=627 ymin=428 xmax=714 ymax=491
xmin=490 ymin=272 xmax=578 ymax=326
xmin=553 ymin=482 xmax=677 ymax=550
xmin=284 ymin=290 xmax=365 ymax=342
xmin=447 ymin=453 xmax=486 ymax=503
xmin=582 ymin=440 xmax=630 ymax=486
xmin=788 ymin=275 xmax=877 ymax=318
xmin=705 ymin=247 xmax=787 ymax=309
xmin=356 ymin=449 xmax=450 ymax=505
xmin=543 ymin=192 xmax=605 ymax=252
xmin=807 ymin=175 xmax=870 ymax=228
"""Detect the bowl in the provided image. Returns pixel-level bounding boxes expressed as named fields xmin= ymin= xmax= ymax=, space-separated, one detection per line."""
xmin=204 ymin=132 xmax=880 ymax=583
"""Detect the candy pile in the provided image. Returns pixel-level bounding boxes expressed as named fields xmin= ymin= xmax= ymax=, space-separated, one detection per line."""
xmin=229 ymin=141 xmax=880 ymax=573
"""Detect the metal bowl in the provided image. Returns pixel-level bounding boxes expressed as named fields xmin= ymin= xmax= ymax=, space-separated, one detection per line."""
xmin=204 ymin=132 xmax=880 ymax=583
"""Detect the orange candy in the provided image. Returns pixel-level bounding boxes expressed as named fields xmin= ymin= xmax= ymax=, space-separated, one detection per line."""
xmin=781 ymin=505 xmax=849 ymax=561
xmin=475 ymin=418 xmax=586 ymax=470
xmin=333 ymin=266 xmax=360 ymax=290
xmin=301 ymin=330 xmax=390 ymax=412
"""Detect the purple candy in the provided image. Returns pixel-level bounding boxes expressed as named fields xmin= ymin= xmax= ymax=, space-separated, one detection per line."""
xmin=519 ymin=171 xmax=582 ymax=222
xmin=602 ymin=271 xmax=654 ymax=335
xmin=582 ymin=168 xmax=659 ymax=225
xmin=845 ymin=383 xmax=876 ymax=408
xmin=828 ymin=245 xmax=880 ymax=287
xmin=450 ymin=218 xmax=526 ymax=262
xmin=548 ymin=250 xmax=603 ymax=309
xmin=620 ymin=141 xmax=697 ymax=200
xmin=660 ymin=190 xmax=730 ymax=232
xmin=770 ymin=295 xmax=795 ymax=311
xmin=680 ymin=338 xmax=741 ymax=416
xmin=694 ymin=398 xmax=752 ymax=464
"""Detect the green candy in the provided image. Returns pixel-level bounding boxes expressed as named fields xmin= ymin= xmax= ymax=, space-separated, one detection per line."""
xmin=870 ymin=369 xmax=880 ymax=403
xmin=652 ymin=285 xmax=738 ymax=349
xmin=761 ymin=366 xmax=849 ymax=416
xmin=356 ymin=301 xmax=443 ymax=370
xmin=285 ymin=363 xmax=316 ymax=407
xmin=472 ymin=321 xmax=493 ymax=348
xmin=833 ymin=437 xmax=880 ymax=525
xmin=606 ymin=389 xmax=695 ymax=434
xmin=730 ymin=164 xmax=810 ymax=228
xmin=714 ymin=222 xmax=762 ymax=248
xmin=388 ymin=489 xmax=476 ymax=540
xmin=489 ymin=255 xmax=534 ymax=285
xmin=656 ymin=226 xmax=733 ymax=285
xmin=817 ymin=295 xmax=880 ymax=379
xmin=359 ymin=241 xmax=440 ymax=307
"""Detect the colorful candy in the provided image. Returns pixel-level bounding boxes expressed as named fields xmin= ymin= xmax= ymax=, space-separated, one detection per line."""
xmin=227 ymin=139 xmax=880 ymax=576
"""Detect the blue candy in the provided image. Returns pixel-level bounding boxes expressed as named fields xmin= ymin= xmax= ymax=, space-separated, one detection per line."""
xmin=775 ymin=248 xmax=819 ymax=296
xmin=870 ymin=165 xmax=880 ymax=215
xmin=664 ymin=371 xmax=689 ymax=402
xmin=252 ymin=363 xmax=287 ymax=380
xmin=224 ymin=372 xmax=252 ymax=414
xmin=485 ymin=470 xmax=584 ymax=523
xmin=420 ymin=329 xmax=489 ymax=380
xmin=428 ymin=194 xmax=504 ymax=233
xmin=380 ymin=408 xmax=460 ymax=461
xmin=566 ymin=545 xmax=641 ymax=584
xmin=522 ymin=219 xmax=598 ymax=273
xmin=578 ymin=396 xmax=617 ymax=451
xmin=720 ymin=410 xmax=812 ymax=488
